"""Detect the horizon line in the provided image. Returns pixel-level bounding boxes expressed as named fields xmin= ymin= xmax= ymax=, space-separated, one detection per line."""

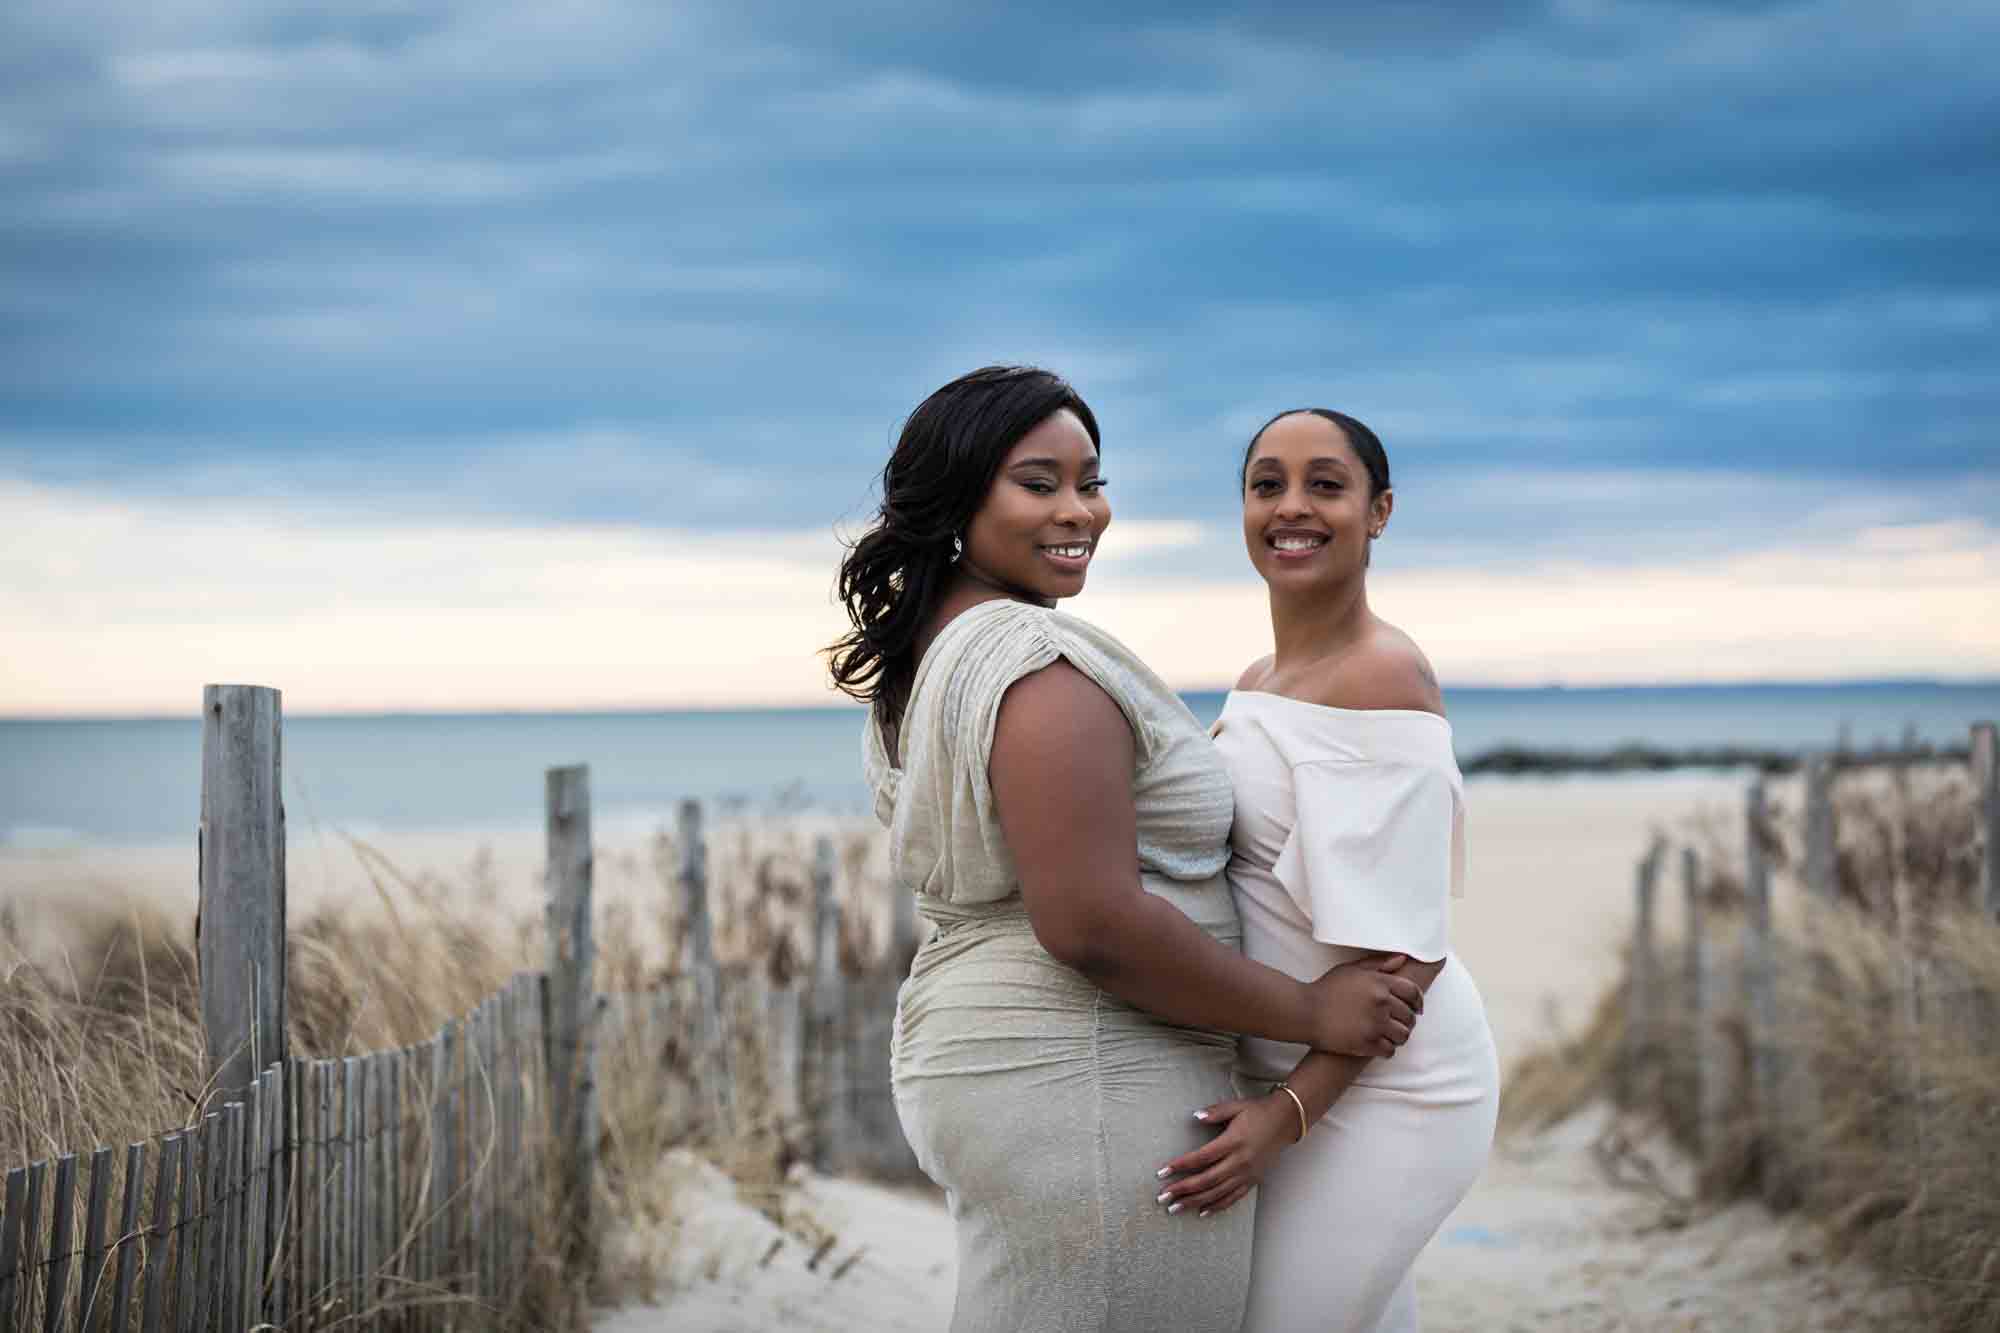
xmin=5 ymin=673 xmax=1998 ymax=725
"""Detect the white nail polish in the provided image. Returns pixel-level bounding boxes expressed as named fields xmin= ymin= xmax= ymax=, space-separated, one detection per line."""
xmin=1156 ymin=1190 xmax=1171 ymax=1204
xmin=1192 ymin=1110 xmax=1209 ymax=1121
xmin=1155 ymin=1167 xmax=1171 ymax=1179
xmin=1168 ymin=1202 xmax=1183 ymax=1215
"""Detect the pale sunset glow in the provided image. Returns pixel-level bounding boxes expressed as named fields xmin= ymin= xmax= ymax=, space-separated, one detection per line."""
xmin=4 ymin=478 xmax=1993 ymax=716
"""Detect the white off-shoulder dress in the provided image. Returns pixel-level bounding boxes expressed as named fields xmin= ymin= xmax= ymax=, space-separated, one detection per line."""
xmin=869 ymin=599 xmax=1254 ymax=1333
xmin=1211 ymin=690 xmax=1499 ymax=1333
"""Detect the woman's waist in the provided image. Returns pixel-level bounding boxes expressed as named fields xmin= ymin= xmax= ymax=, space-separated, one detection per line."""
xmin=899 ymin=940 xmax=1237 ymax=1052
xmin=918 ymin=866 xmax=1239 ymax=943
xmin=905 ymin=870 xmax=1241 ymax=1036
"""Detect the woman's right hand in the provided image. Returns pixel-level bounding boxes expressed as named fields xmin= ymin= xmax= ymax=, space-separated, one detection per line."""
xmin=1306 ymin=953 xmax=1423 ymax=1058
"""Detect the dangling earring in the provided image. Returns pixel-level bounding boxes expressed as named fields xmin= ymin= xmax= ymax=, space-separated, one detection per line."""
xmin=950 ymin=533 xmax=964 ymax=563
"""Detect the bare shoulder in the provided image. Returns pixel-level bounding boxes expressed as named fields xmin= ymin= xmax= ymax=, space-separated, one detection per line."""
xmin=1305 ymin=622 xmax=1445 ymax=716
xmin=1235 ymin=654 xmax=1276 ymax=692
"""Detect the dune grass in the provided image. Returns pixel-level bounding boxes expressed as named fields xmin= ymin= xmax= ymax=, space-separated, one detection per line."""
xmin=0 ymin=814 xmax=891 ymax=1328
xmin=1503 ymin=763 xmax=2000 ymax=1331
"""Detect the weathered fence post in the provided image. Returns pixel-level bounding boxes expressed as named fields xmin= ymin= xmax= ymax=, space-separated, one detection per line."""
xmin=1742 ymin=777 xmax=1793 ymax=1208
xmin=678 ymin=800 xmax=729 ymax=1129
xmin=0 ymin=1167 xmax=23 ymax=1328
xmin=1803 ymin=753 xmax=1837 ymax=907
xmin=44 ymin=1154 xmax=76 ymax=1333
xmin=1886 ymin=741 xmax=1935 ymax=1278
xmin=1972 ymin=719 xmax=2000 ymax=1266
xmin=763 ymin=947 xmax=805 ymax=1144
xmin=1794 ymin=752 xmax=1838 ymax=1201
xmin=198 ymin=682 xmax=291 ymax=1320
xmin=544 ymin=765 xmax=597 ymax=1279
xmin=1682 ymin=846 xmax=1721 ymax=1169
xmin=198 ymin=684 xmax=288 ymax=1100
xmin=1698 ymin=891 xmax=1739 ymax=1196
xmin=1974 ymin=722 xmax=1998 ymax=920
xmin=807 ymin=836 xmax=847 ymax=1172
xmin=1620 ymin=838 xmax=1664 ymax=1106
xmin=74 ymin=1147 xmax=112 ymax=1333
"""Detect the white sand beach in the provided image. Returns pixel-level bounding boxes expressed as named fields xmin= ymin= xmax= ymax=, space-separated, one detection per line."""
xmin=594 ymin=1099 xmax=1912 ymax=1333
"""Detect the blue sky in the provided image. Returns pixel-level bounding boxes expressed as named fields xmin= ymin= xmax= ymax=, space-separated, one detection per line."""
xmin=2 ymin=0 xmax=1996 ymax=713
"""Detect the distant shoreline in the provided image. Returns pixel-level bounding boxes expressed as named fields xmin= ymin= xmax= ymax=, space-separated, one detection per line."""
xmin=5 ymin=676 xmax=1998 ymax=725
xmin=5 ymin=681 xmax=1992 ymax=847
xmin=1458 ymin=740 xmax=1971 ymax=777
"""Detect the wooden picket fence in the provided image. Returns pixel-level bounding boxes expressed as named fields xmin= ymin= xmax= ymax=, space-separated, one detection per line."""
xmin=0 ymin=959 xmax=555 ymax=1330
xmin=1619 ymin=719 xmax=2000 ymax=1207
xmin=625 ymin=804 xmax=918 ymax=1182
xmin=0 ymin=685 xmax=919 ymax=1331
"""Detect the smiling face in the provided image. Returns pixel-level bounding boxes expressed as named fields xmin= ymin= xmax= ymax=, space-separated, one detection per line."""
xmin=960 ymin=408 xmax=1110 ymax=603
xmin=1241 ymin=411 xmax=1392 ymax=589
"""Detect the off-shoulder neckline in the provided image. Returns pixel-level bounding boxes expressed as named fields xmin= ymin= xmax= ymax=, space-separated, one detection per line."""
xmin=1225 ymin=688 xmax=1451 ymax=727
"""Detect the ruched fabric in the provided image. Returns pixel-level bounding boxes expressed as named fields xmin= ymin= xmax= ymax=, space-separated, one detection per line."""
xmin=868 ymin=599 xmax=1252 ymax=1333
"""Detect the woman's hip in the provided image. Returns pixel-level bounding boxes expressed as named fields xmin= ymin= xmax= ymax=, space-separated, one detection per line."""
xmin=893 ymin=953 xmax=1242 ymax=1183
xmin=891 ymin=977 xmax=1253 ymax=1333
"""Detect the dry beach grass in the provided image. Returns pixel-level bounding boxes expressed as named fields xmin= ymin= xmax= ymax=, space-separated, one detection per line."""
xmin=1503 ymin=763 xmax=2000 ymax=1331
xmin=0 ymin=815 xmax=894 ymax=1328
xmin=7 ymin=766 xmax=1987 ymax=1329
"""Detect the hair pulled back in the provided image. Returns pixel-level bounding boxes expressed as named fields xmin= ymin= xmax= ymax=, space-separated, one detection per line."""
xmin=827 ymin=365 xmax=1100 ymax=729
xmin=1241 ymin=408 xmax=1390 ymax=496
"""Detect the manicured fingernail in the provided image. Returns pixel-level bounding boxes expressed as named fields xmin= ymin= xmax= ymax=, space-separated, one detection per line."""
xmin=1167 ymin=1202 xmax=1183 ymax=1215
xmin=1156 ymin=1190 xmax=1172 ymax=1204
xmin=1199 ymin=1210 xmax=1211 ymax=1219
xmin=1192 ymin=1110 xmax=1209 ymax=1121
xmin=1155 ymin=1167 xmax=1171 ymax=1179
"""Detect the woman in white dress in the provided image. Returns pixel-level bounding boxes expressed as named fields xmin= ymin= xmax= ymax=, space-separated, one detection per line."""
xmin=1154 ymin=408 xmax=1501 ymax=1333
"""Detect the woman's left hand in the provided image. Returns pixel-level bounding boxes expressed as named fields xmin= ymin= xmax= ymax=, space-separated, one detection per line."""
xmin=1154 ymin=1092 xmax=1299 ymax=1217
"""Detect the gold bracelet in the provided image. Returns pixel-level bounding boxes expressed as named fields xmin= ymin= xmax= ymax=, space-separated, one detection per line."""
xmin=1274 ymin=1083 xmax=1309 ymax=1143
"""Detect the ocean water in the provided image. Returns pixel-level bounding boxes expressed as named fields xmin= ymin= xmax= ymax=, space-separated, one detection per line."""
xmin=2 ymin=681 xmax=1995 ymax=847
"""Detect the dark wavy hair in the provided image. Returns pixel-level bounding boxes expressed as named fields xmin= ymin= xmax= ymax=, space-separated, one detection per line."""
xmin=826 ymin=365 xmax=1100 ymax=729
xmin=1241 ymin=408 xmax=1391 ymax=496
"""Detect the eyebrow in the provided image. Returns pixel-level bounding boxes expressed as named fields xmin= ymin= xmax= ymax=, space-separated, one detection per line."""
xmin=1009 ymin=455 xmax=1099 ymax=470
xmin=1248 ymin=455 xmax=1350 ymax=471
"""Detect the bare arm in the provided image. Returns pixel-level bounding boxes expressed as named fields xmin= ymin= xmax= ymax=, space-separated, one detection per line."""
xmin=990 ymin=662 xmax=1424 ymax=1055
xmin=1155 ymin=957 xmax=1448 ymax=1215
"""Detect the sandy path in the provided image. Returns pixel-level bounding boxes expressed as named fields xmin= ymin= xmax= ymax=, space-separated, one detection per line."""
xmin=594 ymin=1103 xmax=1911 ymax=1332
xmin=595 ymin=771 xmax=1915 ymax=1331
xmin=1411 ymin=1106 xmax=1912 ymax=1332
